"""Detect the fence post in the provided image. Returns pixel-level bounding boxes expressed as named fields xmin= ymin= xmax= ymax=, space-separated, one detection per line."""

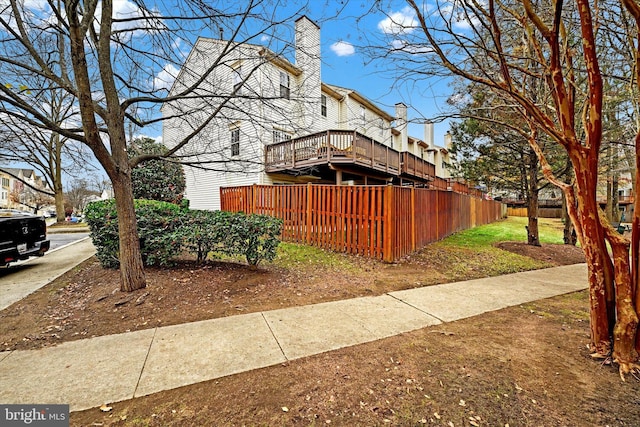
xmin=306 ymin=183 xmax=312 ymax=245
xmin=251 ymin=183 xmax=257 ymax=214
xmin=411 ymin=187 xmax=416 ymax=252
xmin=383 ymin=185 xmax=395 ymax=262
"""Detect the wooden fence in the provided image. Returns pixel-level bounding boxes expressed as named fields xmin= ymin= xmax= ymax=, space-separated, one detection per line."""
xmin=507 ymin=207 xmax=563 ymax=218
xmin=221 ymin=184 xmax=505 ymax=262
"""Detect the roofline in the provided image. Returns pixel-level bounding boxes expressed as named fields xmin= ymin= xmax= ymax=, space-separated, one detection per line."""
xmin=258 ymin=47 xmax=302 ymax=76
xmin=349 ymin=91 xmax=395 ymax=122
xmin=321 ymin=83 xmax=344 ymax=100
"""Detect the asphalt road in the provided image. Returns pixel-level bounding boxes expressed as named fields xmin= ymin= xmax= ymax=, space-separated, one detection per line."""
xmin=48 ymin=232 xmax=91 ymax=251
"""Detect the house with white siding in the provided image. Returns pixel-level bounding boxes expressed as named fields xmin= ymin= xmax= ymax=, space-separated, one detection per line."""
xmin=163 ymin=16 xmax=452 ymax=210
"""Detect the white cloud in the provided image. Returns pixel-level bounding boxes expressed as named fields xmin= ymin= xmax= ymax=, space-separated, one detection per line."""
xmin=377 ymin=6 xmax=417 ymax=35
xmin=391 ymin=39 xmax=433 ymax=54
xmin=153 ymin=63 xmax=180 ymax=91
xmin=102 ymin=0 xmax=166 ymax=40
xmin=439 ymin=2 xmax=482 ymax=31
xmin=330 ymin=41 xmax=355 ymax=57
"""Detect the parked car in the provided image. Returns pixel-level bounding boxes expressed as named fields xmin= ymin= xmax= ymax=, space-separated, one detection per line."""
xmin=65 ymin=215 xmax=84 ymax=223
xmin=0 ymin=209 xmax=50 ymax=266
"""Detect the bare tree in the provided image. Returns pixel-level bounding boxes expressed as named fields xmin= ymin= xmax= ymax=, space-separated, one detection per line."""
xmin=0 ymin=0 xmax=308 ymax=291
xmin=368 ymin=0 xmax=640 ymax=376
xmin=65 ymin=178 xmax=99 ymax=214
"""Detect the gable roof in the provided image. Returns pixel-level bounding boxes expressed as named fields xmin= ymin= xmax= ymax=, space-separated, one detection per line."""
xmin=323 ymin=83 xmax=394 ymax=122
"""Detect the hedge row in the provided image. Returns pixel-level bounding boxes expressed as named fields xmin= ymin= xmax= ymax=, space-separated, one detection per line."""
xmin=84 ymin=199 xmax=283 ymax=268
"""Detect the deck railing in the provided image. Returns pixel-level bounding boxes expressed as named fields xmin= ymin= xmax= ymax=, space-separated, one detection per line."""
xmin=401 ymin=152 xmax=435 ymax=181
xmin=265 ymin=129 xmax=439 ymax=180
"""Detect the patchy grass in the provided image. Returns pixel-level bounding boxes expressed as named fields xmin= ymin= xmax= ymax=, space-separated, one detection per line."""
xmin=441 ymin=217 xmax=566 ymax=248
xmin=272 ymin=242 xmax=364 ymax=272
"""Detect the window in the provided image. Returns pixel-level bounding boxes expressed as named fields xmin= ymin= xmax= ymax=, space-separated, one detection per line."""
xmin=233 ymin=65 xmax=242 ymax=94
xmin=272 ymin=129 xmax=292 ymax=144
xmin=230 ymin=128 xmax=240 ymax=156
xmin=279 ymin=71 xmax=290 ymax=99
xmin=360 ymin=105 xmax=366 ymax=126
xmin=1 ymin=177 xmax=8 ymax=187
xmin=321 ymin=95 xmax=327 ymax=117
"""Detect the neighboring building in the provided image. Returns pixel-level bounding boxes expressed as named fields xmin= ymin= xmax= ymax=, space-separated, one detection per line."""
xmin=0 ymin=167 xmax=52 ymax=213
xmin=0 ymin=170 xmax=10 ymax=208
xmin=163 ymin=16 xmax=454 ymax=211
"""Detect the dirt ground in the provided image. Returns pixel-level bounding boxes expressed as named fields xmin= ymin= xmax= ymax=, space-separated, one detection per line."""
xmin=2 ymin=241 xmax=638 ymax=426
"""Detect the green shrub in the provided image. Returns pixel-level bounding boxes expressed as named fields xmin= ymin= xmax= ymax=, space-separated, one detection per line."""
xmin=221 ymin=213 xmax=283 ymax=265
xmin=181 ymin=210 xmax=282 ymax=266
xmin=85 ymin=199 xmax=184 ymax=268
xmin=85 ymin=200 xmax=120 ymax=268
xmin=180 ymin=210 xmax=229 ymax=263
xmin=86 ymin=199 xmax=283 ymax=268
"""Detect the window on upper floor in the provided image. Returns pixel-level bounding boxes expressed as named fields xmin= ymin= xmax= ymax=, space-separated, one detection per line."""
xmin=1 ymin=177 xmax=9 ymax=187
xmin=279 ymin=71 xmax=290 ymax=99
xmin=230 ymin=128 xmax=240 ymax=156
xmin=272 ymin=129 xmax=292 ymax=144
xmin=233 ymin=65 xmax=242 ymax=94
xmin=321 ymin=95 xmax=327 ymax=117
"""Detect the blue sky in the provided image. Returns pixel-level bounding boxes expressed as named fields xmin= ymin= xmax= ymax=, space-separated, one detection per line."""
xmin=304 ymin=2 xmax=454 ymax=147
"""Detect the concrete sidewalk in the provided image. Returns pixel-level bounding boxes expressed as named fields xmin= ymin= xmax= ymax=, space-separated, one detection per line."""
xmin=0 ymin=261 xmax=588 ymax=412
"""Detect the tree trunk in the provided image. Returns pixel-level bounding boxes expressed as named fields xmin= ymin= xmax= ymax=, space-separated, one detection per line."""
xmin=526 ymin=150 xmax=541 ymax=246
xmin=562 ymin=191 xmax=577 ymax=245
xmin=526 ymin=195 xmax=540 ymax=246
xmin=111 ymin=173 xmax=146 ymax=292
xmin=54 ymin=180 xmax=65 ymax=223
xmin=633 ymin=133 xmax=640 ymax=355
xmin=573 ymin=162 xmax=616 ymax=355
xmin=599 ymin=210 xmax=639 ymax=376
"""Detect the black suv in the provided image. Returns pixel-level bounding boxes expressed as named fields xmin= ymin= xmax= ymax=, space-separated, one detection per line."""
xmin=0 ymin=209 xmax=50 ymax=266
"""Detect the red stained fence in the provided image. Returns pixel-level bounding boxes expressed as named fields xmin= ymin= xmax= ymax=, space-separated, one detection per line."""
xmin=221 ymin=184 xmax=506 ymax=262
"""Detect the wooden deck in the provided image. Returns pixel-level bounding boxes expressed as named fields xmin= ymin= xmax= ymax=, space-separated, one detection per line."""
xmin=264 ymin=130 xmax=436 ymax=183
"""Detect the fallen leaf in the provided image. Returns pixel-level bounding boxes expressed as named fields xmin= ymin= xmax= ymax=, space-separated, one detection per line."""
xmin=281 ymin=407 xmax=289 ymax=412
xmin=434 ymin=412 xmax=441 ymax=420
xmin=99 ymin=404 xmax=112 ymax=412
xmin=459 ymin=399 xmax=466 ymax=407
